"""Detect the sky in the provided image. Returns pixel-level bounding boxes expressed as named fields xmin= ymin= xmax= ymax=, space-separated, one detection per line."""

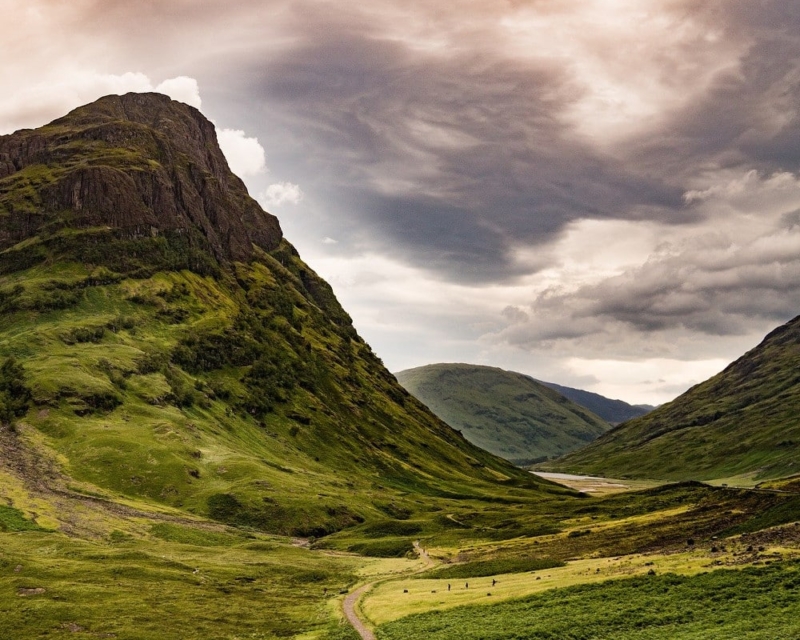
xmin=3 ymin=1 xmax=800 ymax=404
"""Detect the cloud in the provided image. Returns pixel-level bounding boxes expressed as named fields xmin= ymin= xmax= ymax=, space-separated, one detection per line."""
xmin=0 ymin=71 xmax=203 ymax=134
xmin=216 ymin=128 xmax=267 ymax=177
xmin=489 ymin=168 xmax=800 ymax=366
xmin=259 ymin=181 xmax=303 ymax=208
xmin=155 ymin=76 xmax=202 ymax=108
xmin=0 ymin=70 xmax=152 ymax=134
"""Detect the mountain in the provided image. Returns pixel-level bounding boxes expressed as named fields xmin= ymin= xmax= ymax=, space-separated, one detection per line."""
xmin=537 ymin=381 xmax=653 ymax=424
xmin=395 ymin=363 xmax=612 ymax=465
xmin=0 ymin=93 xmax=561 ymax=540
xmin=543 ymin=315 xmax=800 ymax=482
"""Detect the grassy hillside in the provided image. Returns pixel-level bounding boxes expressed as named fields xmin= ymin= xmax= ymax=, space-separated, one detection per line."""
xmin=0 ymin=93 xmax=565 ymax=543
xmin=539 ymin=380 xmax=653 ymax=424
xmin=543 ymin=315 xmax=800 ymax=482
xmin=395 ymin=364 xmax=611 ymax=465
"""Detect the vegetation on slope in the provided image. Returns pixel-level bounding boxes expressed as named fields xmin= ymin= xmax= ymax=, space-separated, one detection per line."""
xmin=0 ymin=93 xmax=565 ymax=543
xmin=396 ymin=364 xmax=611 ymax=465
xmin=543 ymin=315 xmax=800 ymax=481
xmin=378 ymin=562 xmax=800 ymax=640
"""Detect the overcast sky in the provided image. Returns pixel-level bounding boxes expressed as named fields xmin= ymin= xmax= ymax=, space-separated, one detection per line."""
xmin=3 ymin=0 xmax=800 ymax=404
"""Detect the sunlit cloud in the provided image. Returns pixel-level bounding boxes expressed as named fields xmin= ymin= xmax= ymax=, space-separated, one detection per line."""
xmin=217 ymin=128 xmax=267 ymax=177
xmin=0 ymin=71 xmax=203 ymax=134
xmin=259 ymin=181 xmax=304 ymax=208
xmin=155 ymin=76 xmax=202 ymax=109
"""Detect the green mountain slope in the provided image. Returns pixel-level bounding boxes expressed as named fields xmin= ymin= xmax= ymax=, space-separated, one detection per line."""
xmin=538 ymin=380 xmax=653 ymax=424
xmin=0 ymin=93 xmax=562 ymax=540
xmin=544 ymin=315 xmax=800 ymax=481
xmin=395 ymin=364 xmax=612 ymax=465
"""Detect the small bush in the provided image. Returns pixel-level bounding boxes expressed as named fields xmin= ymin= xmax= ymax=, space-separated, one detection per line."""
xmin=0 ymin=357 xmax=31 ymax=424
xmin=61 ymin=325 xmax=105 ymax=344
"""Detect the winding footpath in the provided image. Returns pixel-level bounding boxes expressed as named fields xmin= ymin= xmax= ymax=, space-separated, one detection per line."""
xmin=342 ymin=541 xmax=433 ymax=640
xmin=343 ymin=584 xmax=377 ymax=640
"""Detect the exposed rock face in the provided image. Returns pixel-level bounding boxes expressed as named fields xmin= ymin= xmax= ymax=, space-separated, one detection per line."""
xmin=0 ymin=92 xmax=281 ymax=262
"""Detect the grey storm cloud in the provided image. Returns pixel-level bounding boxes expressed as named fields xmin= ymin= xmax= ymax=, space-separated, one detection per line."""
xmin=237 ymin=14 xmax=691 ymax=282
xmin=211 ymin=0 xmax=800 ymax=290
xmin=496 ymin=220 xmax=800 ymax=355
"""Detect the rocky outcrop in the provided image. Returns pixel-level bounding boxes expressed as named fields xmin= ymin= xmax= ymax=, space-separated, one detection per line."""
xmin=0 ymin=92 xmax=281 ymax=263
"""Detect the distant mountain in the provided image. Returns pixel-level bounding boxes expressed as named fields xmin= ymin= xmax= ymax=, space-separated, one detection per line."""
xmin=395 ymin=363 xmax=612 ymax=466
xmin=536 ymin=381 xmax=653 ymax=424
xmin=543 ymin=315 xmax=800 ymax=481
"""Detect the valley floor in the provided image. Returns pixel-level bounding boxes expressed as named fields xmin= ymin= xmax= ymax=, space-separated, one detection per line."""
xmin=4 ymin=470 xmax=800 ymax=639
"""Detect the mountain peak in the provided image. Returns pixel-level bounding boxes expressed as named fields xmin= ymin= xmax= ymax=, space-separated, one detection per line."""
xmin=0 ymin=92 xmax=281 ymax=267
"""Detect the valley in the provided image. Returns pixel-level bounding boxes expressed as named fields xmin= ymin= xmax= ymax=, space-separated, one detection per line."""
xmin=1 ymin=93 xmax=800 ymax=640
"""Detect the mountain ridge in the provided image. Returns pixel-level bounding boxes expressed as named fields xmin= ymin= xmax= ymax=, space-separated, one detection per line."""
xmin=395 ymin=363 xmax=612 ymax=465
xmin=543 ymin=314 xmax=800 ymax=481
xmin=0 ymin=92 xmax=281 ymax=265
xmin=535 ymin=379 xmax=653 ymax=424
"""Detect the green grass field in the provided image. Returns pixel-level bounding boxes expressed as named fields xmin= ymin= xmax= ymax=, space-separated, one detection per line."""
xmin=377 ymin=561 xmax=800 ymax=639
xmin=0 ymin=528 xmax=364 ymax=639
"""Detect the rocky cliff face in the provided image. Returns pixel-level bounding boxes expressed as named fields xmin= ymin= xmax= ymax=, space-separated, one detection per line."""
xmin=0 ymin=92 xmax=281 ymax=263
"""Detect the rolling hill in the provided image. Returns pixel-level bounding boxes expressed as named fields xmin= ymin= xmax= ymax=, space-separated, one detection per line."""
xmin=0 ymin=92 xmax=565 ymax=541
xmin=538 ymin=380 xmax=653 ymax=424
xmin=395 ymin=363 xmax=612 ymax=465
xmin=543 ymin=314 xmax=800 ymax=482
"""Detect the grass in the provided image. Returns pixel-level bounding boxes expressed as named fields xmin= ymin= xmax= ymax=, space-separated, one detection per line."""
xmin=0 ymin=530 xmax=362 ymax=640
xmin=422 ymin=557 xmax=564 ymax=579
xmin=376 ymin=561 xmax=800 ymax=639
xmin=0 ymin=252 xmax=563 ymax=540
xmin=362 ymin=519 xmax=800 ymax=627
xmin=0 ymin=505 xmax=48 ymax=532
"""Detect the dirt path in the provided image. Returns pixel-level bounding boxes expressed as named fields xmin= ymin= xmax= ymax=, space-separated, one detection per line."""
xmin=343 ymin=584 xmax=376 ymax=640
xmin=343 ymin=540 xmax=432 ymax=639
xmin=413 ymin=540 xmax=432 ymax=566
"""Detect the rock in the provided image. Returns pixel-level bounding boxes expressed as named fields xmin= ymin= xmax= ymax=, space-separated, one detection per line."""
xmin=0 ymin=93 xmax=282 ymax=269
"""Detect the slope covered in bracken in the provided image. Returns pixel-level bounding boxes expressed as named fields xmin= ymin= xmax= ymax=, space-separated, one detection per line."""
xmin=544 ymin=315 xmax=800 ymax=481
